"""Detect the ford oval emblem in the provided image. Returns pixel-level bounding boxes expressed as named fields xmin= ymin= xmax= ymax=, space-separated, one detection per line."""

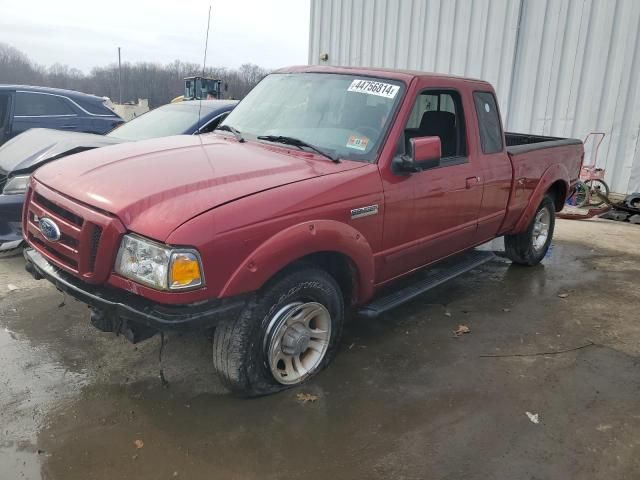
xmin=39 ymin=217 xmax=61 ymax=242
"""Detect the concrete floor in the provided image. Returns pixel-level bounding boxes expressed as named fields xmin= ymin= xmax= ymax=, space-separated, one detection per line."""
xmin=1 ymin=218 xmax=639 ymax=480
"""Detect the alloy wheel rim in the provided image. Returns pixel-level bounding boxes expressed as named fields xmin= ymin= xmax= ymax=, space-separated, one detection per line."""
xmin=265 ymin=301 xmax=332 ymax=385
xmin=532 ymin=207 xmax=551 ymax=251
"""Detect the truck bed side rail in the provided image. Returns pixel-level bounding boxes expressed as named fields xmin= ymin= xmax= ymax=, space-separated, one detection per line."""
xmin=506 ymin=132 xmax=582 ymax=155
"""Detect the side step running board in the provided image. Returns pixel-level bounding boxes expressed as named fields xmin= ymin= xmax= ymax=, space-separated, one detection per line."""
xmin=358 ymin=250 xmax=495 ymax=318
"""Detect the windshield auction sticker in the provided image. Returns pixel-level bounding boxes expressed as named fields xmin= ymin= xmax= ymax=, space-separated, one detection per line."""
xmin=347 ymin=79 xmax=399 ymax=99
xmin=346 ymin=135 xmax=369 ymax=151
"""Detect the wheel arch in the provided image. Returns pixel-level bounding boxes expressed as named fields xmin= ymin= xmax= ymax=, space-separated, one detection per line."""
xmin=547 ymin=179 xmax=568 ymax=212
xmin=220 ymin=220 xmax=375 ymax=304
xmin=286 ymin=251 xmax=360 ymax=307
xmin=513 ymin=165 xmax=569 ymax=232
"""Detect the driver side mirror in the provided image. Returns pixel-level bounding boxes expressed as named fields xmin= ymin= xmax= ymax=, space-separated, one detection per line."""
xmin=393 ymin=136 xmax=442 ymax=174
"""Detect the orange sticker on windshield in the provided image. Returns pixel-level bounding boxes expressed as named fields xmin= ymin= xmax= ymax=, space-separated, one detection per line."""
xmin=346 ymin=135 xmax=369 ymax=151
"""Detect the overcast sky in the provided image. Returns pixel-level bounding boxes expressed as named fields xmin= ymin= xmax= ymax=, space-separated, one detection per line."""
xmin=0 ymin=0 xmax=310 ymax=72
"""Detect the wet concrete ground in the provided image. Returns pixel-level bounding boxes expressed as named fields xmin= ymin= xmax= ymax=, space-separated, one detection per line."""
xmin=1 ymin=218 xmax=639 ymax=479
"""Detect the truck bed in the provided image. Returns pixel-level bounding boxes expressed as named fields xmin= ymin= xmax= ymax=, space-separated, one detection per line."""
xmin=501 ymin=132 xmax=584 ymax=233
xmin=505 ymin=132 xmax=582 ymax=155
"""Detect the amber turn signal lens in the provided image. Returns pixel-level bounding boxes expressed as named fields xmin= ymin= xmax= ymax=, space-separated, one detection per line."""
xmin=169 ymin=252 xmax=202 ymax=289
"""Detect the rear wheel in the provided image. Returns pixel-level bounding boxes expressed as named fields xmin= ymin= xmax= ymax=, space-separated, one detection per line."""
xmin=212 ymin=266 xmax=344 ymax=396
xmin=585 ymin=179 xmax=609 ymax=206
xmin=572 ymin=181 xmax=589 ymax=207
xmin=505 ymin=194 xmax=555 ymax=266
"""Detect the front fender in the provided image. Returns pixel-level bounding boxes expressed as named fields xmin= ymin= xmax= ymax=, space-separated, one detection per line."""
xmin=220 ymin=219 xmax=375 ymax=302
xmin=513 ymin=163 xmax=569 ymax=233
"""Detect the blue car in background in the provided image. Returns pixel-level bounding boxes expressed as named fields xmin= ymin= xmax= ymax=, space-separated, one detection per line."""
xmin=0 ymin=85 xmax=124 ymax=145
xmin=0 ymin=99 xmax=237 ymax=254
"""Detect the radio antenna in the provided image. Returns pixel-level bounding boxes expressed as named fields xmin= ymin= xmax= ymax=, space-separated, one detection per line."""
xmin=197 ymin=4 xmax=212 ymax=135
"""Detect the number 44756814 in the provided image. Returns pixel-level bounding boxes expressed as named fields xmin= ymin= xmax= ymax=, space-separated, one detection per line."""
xmin=347 ymin=79 xmax=399 ymax=99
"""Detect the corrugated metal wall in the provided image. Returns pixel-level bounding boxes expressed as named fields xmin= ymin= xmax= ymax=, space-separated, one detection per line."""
xmin=309 ymin=0 xmax=640 ymax=194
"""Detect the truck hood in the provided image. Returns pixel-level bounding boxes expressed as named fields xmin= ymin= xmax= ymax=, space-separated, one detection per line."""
xmin=0 ymin=128 xmax=122 ymax=174
xmin=34 ymin=134 xmax=364 ymax=241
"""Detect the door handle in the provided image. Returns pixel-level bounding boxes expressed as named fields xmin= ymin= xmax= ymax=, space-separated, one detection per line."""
xmin=465 ymin=176 xmax=480 ymax=189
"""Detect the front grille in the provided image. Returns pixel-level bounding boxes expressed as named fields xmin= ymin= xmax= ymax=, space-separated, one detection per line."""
xmin=24 ymin=183 xmax=117 ymax=282
xmin=34 ymin=192 xmax=83 ymax=227
xmin=27 ymin=195 xmax=84 ymax=272
xmin=30 ymin=235 xmax=79 ymax=269
xmin=88 ymin=225 xmax=103 ymax=271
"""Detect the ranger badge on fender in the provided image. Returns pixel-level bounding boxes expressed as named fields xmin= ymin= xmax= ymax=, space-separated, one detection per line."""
xmin=350 ymin=205 xmax=379 ymax=219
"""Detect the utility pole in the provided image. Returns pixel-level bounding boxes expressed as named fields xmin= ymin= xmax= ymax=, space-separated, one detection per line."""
xmin=118 ymin=47 xmax=122 ymax=104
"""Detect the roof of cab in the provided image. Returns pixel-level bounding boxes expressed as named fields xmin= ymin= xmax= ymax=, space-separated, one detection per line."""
xmin=274 ymin=65 xmax=491 ymax=87
xmin=0 ymin=84 xmax=106 ymax=102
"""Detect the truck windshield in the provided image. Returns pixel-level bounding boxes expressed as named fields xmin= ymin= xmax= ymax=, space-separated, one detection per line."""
xmin=220 ymin=73 xmax=404 ymax=162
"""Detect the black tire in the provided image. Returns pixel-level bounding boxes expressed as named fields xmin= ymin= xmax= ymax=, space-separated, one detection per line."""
xmin=586 ymin=179 xmax=610 ymax=207
xmin=505 ymin=194 xmax=555 ymax=266
xmin=212 ymin=266 xmax=344 ymax=397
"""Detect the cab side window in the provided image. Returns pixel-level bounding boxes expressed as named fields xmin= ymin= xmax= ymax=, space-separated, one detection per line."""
xmin=14 ymin=92 xmax=75 ymax=116
xmin=399 ymin=90 xmax=466 ymax=163
xmin=473 ymin=91 xmax=503 ymax=154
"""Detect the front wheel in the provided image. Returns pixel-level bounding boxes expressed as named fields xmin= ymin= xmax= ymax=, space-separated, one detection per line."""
xmin=212 ymin=266 xmax=344 ymax=396
xmin=504 ymin=194 xmax=555 ymax=266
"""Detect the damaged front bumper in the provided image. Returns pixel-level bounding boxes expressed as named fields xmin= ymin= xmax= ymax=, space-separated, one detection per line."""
xmin=24 ymin=248 xmax=247 ymax=342
xmin=0 ymin=192 xmax=25 ymax=249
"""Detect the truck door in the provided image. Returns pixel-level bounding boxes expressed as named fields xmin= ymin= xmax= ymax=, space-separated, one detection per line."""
xmin=380 ymin=88 xmax=483 ymax=281
xmin=471 ymin=91 xmax=512 ymax=241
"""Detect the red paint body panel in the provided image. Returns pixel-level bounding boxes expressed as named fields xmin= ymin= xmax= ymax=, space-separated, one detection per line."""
xmin=501 ymin=145 xmax=581 ymax=233
xmin=166 ymin=164 xmax=383 ymax=302
xmin=33 ymin=134 xmax=362 ymax=242
xmin=24 ymin=66 xmax=583 ymax=307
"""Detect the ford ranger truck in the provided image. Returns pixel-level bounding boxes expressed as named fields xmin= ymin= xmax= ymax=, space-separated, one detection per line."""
xmin=22 ymin=66 xmax=583 ymax=396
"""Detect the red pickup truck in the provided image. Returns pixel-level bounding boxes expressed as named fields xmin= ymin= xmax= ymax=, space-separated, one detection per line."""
xmin=22 ymin=66 xmax=583 ymax=396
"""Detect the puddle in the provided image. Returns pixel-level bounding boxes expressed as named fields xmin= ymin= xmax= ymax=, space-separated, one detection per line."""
xmin=0 ymin=446 xmax=43 ymax=480
xmin=0 ymin=325 xmax=88 ymax=480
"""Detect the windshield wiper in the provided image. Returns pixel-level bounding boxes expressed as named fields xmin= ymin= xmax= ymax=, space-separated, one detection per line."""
xmin=216 ymin=124 xmax=245 ymax=143
xmin=257 ymin=135 xmax=339 ymax=163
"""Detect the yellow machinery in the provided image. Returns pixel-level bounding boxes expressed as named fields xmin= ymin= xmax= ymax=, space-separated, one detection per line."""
xmin=171 ymin=76 xmax=224 ymax=103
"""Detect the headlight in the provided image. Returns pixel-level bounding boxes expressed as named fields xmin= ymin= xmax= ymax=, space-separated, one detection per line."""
xmin=115 ymin=234 xmax=203 ymax=291
xmin=2 ymin=175 xmax=30 ymax=195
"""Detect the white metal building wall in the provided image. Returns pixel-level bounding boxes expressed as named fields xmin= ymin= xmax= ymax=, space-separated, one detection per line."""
xmin=309 ymin=0 xmax=640 ymax=194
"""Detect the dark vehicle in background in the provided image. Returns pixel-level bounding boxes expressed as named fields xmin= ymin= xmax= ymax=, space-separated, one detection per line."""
xmin=0 ymin=85 xmax=124 ymax=145
xmin=0 ymin=99 xmax=237 ymax=254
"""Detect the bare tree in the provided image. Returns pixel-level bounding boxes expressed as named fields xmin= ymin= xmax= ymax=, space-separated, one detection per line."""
xmin=0 ymin=43 xmax=269 ymax=107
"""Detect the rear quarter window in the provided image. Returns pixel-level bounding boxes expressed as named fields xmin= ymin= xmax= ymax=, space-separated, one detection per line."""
xmin=74 ymin=98 xmax=116 ymax=115
xmin=473 ymin=91 xmax=503 ymax=154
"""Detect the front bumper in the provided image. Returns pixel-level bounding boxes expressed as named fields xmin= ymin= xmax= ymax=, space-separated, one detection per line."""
xmin=0 ymin=192 xmax=25 ymax=248
xmin=24 ymin=247 xmax=247 ymax=335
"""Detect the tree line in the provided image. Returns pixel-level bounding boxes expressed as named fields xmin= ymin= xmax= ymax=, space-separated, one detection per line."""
xmin=0 ymin=43 xmax=269 ymax=108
